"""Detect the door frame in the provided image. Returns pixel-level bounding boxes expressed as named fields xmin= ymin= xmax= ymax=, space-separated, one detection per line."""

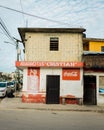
xmin=46 ymin=75 xmax=60 ymax=104
xmin=83 ymin=75 xmax=97 ymax=105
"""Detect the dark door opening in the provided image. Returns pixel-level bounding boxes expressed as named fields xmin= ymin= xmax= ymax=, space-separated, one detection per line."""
xmin=46 ymin=75 xmax=60 ymax=104
xmin=84 ymin=75 xmax=96 ymax=105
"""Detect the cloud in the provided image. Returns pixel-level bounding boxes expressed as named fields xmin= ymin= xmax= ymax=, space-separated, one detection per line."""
xmin=0 ymin=0 xmax=104 ymax=72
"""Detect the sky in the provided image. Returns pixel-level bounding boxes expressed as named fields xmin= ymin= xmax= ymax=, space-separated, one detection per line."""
xmin=0 ymin=0 xmax=104 ymax=72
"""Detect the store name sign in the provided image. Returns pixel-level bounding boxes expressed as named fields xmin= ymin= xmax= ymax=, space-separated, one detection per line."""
xmin=16 ymin=61 xmax=83 ymax=68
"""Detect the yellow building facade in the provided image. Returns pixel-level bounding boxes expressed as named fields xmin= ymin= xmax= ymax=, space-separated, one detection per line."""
xmin=83 ymin=38 xmax=104 ymax=52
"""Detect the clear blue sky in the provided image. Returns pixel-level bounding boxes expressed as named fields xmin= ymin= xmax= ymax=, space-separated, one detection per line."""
xmin=0 ymin=0 xmax=104 ymax=72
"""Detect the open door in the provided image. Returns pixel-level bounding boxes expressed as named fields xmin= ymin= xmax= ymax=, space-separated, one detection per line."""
xmin=84 ymin=75 xmax=96 ymax=105
xmin=46 ymin=75 xmax=60 ymax=104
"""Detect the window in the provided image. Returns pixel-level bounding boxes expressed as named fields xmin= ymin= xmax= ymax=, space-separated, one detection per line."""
xmin=101 ymin=46 xmax=104 ymax=52
xmin=50 ymin=37 xmax=59 ymax=51
xmin=99 ymin=76 xmax=104 ymax=94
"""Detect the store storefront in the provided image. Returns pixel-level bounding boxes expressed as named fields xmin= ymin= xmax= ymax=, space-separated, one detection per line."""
xmin=16 ymin=61 xmax=84 ymax=104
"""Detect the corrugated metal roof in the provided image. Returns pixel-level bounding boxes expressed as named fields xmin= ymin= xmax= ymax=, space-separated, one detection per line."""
xmin=83 ymin=51 xmax=104 ymax=55
xmin=83 ymin=38 xmax=104 ymax=42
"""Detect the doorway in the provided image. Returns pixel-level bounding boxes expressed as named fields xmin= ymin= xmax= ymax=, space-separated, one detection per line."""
xmin=46 ymin=75 xmax=60 ymax=104
xmin=84 ymin=75 xmax=96 ymax=105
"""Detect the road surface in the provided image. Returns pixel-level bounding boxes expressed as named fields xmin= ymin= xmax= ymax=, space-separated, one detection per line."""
xmin=0 ymin=109 xmax=104 ymax=130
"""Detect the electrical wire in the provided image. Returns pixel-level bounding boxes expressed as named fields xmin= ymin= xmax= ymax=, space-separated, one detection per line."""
xmin=0 ymin=5 xmax=71 ymax=26
xmin=0 ymin=17 xmax=22 ymax=61
xmin=0 ymin=17 xmax=17 ymax=45
xmin=0 ymin=17 xmax=15 ymax=42
xmin=0 ymin=17 xmax=12 ymax=38
xmin=0 ymin=30 xmax=4 ymax=35
xmin=0 ymin=25 xmax=10 ymax=39
xmin=4 ymin=41 xmax=16 ymax=46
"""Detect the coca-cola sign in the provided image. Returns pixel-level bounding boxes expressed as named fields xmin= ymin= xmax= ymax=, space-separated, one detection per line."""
xmin=62 ymin=69 xmax=80 ymax=80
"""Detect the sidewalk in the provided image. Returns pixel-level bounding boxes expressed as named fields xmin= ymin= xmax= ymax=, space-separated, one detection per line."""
xmin=0 ymin=97 xmax=104 ymax=113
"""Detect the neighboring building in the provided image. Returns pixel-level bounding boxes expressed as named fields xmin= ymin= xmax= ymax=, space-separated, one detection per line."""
xmin=83 ymin=38 xmax=104 ymax=105
xmin=16 ymin=28 xmax=85 ymax=104
xmin=83 ymin=38 xmax=104 ymax=52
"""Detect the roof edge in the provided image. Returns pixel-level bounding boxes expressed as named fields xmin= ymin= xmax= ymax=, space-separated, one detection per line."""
xmin=83 ymin=37 xmax=104 ymax=42
xmin=18 ymin=27 xmax=86 ymax=43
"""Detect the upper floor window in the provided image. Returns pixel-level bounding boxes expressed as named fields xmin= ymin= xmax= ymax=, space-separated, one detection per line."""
xmin=101 ymin=46 xmax=104 ymax=52
xmin=50 ymin=37 xmax=59 ymax=51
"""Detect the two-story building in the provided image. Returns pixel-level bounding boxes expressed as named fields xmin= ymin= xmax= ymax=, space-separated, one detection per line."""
xmin=83 ymin=38 xmax=104 ymax=105
xmin=16 ymin=28 xmax=86 ymax=104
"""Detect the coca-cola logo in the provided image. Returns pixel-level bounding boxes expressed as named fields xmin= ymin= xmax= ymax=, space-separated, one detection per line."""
xmin=62 ymin=69 xmax=80 ymax=80
xmin=64 ymin=71 xmax=78 ymax=77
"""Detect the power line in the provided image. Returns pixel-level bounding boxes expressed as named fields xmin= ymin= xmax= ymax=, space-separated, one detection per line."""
xmin=0 ymin=17 xmax=11 ymax=37
xmin=0 ymin=17 xmax=22 ymax=61
xmin=4 ymin=41 xmax=16 ymax=46
xmin=0 ymin=30 xmax=7 ymax=35
xmin=0 ymin=5 xmax=71 ymax=26
xmin=0 ymin=18 xmax=11 ymax=39
xmin=0 ymin=17 xmax=16 ymax=44
xmin=0 ymin=25 xmax=10 ymax=39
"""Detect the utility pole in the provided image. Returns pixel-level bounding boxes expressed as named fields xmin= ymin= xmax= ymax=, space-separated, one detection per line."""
xmin=4 ymin=39 xmax=21 ymax=61
xmin=14 ymin=37 xmax=22 ymax=61
xmin=13 ymin=38 xmax=22 ymax=92
xmin=4 ymin=38 xmax=22 ymax=93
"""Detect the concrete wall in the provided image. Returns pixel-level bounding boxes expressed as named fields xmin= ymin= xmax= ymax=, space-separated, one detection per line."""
xmin=22 ymin=68 xmax=83 ymax=98
xmin=89 ymin=41 xmax=104 ymax=52
xmin=22 ymin=31 xmax=83 ymax=104
xmin=25 ymin=33 xmax=83 ymax=62
xmin=22 ymin=68 xmax=28 ymax=92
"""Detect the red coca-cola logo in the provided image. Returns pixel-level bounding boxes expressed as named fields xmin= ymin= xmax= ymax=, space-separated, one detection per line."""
xmin=62 ymin=69 xmax=80 ymax=80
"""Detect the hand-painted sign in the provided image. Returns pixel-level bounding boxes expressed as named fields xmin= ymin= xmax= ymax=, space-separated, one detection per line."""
xmin=62 ymin=69 xmax=80 ymax=80
xmin=27 ymin=68 xmax=40 ymax=92
xmin=16 ymin=61 xmax=83 ymax=68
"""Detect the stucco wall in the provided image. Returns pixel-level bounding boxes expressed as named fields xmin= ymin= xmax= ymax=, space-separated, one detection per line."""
xmin=22 ymin=68 xmax=28 ymax=92
xmin=89 ymin=41 xmax=104 ymax=52
xmin=22 ymin=68 xmax=83 ymax=98
xmin=25 ymin=33 xmax=83 ymax=62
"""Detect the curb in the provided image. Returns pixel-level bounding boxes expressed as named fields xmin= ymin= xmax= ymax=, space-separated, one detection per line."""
xmin=0 ymin=106 xmax=104 ymax=113
xmin=14 ymin=106 xmax=104 ymax=113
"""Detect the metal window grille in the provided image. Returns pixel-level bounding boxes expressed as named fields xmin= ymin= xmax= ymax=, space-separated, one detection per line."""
xmin=50 ymin=37 xmax=59 ymax=51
